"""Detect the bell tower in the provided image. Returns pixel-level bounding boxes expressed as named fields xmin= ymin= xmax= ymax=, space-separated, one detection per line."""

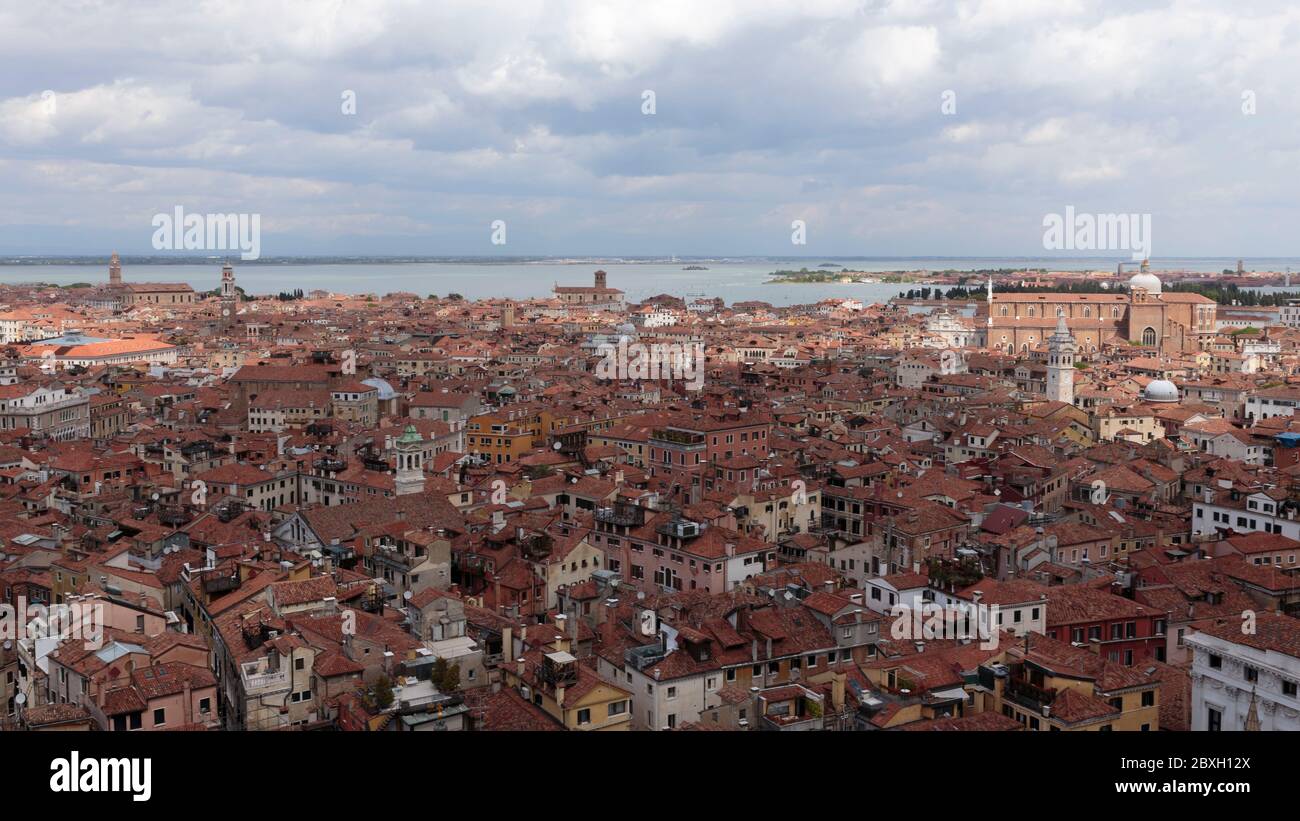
xmin=220 ymin=262 xmax=237 ymax=330
xmin=1046 ymin=313 xmax=1076 ymax=405
xmin=109 ymin=252 xmax=122 ymax=287
xmin=395 ymin=425 xmax=426 ymax=496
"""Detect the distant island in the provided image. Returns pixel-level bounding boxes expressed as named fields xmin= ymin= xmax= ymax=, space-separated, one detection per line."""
xmin=765 ymin=266 xmax=1047 ymax=284
xmin=682 ymin=265 xmax=709 ymax=270
xmin=766 ymin=267 xmax=913 ymax=284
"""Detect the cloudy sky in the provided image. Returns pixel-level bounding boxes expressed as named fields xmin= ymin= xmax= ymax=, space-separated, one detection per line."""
xmin=1 ymin=0 xmax=1298 ymax=258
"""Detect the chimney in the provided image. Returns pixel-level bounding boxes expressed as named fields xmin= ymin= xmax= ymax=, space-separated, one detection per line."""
xmin=516 ymin=657 xmax=526 ymax=677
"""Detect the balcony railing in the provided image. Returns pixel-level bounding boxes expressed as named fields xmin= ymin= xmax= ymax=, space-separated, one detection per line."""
xmin=651 ymin=429 xmax=706 ymax=447
xmin=242 ymin=668 xmax=288 ymax=692
xmin=1005 ymin=675 xmax=1056 ymax=711
xmin=596 ymin=505 xmax=645 ymax=528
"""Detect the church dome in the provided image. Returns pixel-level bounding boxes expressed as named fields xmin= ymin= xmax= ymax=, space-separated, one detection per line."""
xmin=1143 ymin=379 xmax=1180 ymax=403
xmin=1128 ymin=271 xmax=1162 ymax=294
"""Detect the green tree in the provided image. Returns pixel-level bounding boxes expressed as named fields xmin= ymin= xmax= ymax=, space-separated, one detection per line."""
xmin=371 ymin=674 xmax=395 ymax=710
xmin=431 ymin=657 xmax=461 ymax=692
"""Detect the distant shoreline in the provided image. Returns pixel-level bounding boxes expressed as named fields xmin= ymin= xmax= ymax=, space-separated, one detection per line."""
xmin=4 ymin=255 xmax=1298 ymax=267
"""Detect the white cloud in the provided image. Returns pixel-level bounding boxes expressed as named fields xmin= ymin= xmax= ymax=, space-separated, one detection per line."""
xmin=0 ymin=0 xmax=1298 ymax=255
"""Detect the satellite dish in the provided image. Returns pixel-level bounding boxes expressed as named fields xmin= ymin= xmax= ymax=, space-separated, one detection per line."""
xmin=403 ymin=590 xmax=413 ymax=600
xmin=14 ymin=693 xmax=25 ymax=705
xmin=553 ymin=442 xmax=562 ymax=450
xmin=151 ymin=493 xmax=160 ymax=501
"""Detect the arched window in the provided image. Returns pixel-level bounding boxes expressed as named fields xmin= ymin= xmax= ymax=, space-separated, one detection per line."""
xmin=1142 ymin=327 xmax=1156 ymax=346
xmin=1112 ymin=306 xmax=1121 ymax=319
xmin=1027 ymin=306 xmax=1035 ymax=317
xmin=1083 ymin=306 xmax=1091 ymax=318
xmin=1000 ymin=306 xmax=1008 ymax=316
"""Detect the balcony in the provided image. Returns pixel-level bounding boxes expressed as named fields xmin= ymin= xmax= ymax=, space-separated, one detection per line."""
xmin=625 ymin=642 xmax=667 ymax=672
xmin=157 ymin=505 xmax=190 ymax=526
xmin=200 ymin=569 xmax=240 ymax=595
xmin=758 ymin=685 xmax=826 ymax=731
xmin=241 ymin=667 xmax=288 ymax=692
xmin=1005 ymin=674 xmax=1056 ymax=713
xmin=650 ymin=428 xmax=706 ymax=448
xmin=519 ymin=533 xmax=553 ymax=559
xmin=596 ymin=503 xmax=645 ymax=528
xmin=373 ymin=545 xmax=415 ymax=570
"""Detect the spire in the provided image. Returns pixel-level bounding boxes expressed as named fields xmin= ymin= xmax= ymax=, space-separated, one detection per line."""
xmin=1244 ymin=687 xmax=1261 ymax=731
xmin=1056 ymin=312 xmax=1069 ymax=336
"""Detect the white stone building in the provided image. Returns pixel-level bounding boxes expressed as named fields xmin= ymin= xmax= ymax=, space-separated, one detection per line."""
xmin=1186 ymin=613 xmax=1300 ymax=731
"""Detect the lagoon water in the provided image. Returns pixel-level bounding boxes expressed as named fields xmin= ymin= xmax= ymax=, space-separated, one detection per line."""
xmin=3 ymin=257 xmax=1298 ymax=307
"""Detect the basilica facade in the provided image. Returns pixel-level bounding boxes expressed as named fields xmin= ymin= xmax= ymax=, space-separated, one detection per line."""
xmin=982 ymin=270 xmax=1216 ymax=356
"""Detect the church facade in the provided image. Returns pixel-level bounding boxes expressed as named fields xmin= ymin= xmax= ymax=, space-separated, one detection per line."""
xmin=983 ymin=270 xmax=1216 ymax=356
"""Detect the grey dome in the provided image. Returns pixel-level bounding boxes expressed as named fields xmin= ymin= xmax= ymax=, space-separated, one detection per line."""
xmin=1143 ymin=379 xmax=1179 ymax=402
xmin=1128 ymin=271 xmax=1162 ymax=294
xmin=361 ymin=377 xmax=397 ymax=400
